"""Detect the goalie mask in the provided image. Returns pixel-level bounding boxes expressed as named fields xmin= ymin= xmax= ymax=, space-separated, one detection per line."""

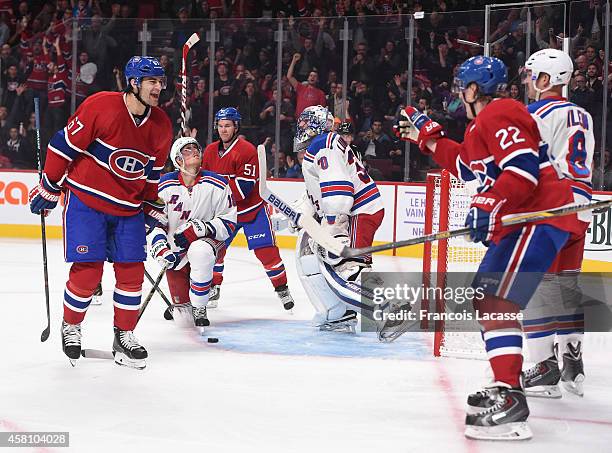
xmin=295 ymin=105 xmax=334 ymax=145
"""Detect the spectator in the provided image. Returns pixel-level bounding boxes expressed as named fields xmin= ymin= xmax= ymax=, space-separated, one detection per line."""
xmin=570 ymin=74 xmax=597 ymax=114
xmin=213 ymin=59 xmax=235 ymax=111
xmin=0 ymin=12 xmax=9 ymax=46
xmin=72 ymin=0 xmax=93 ymax=27
xmin=1 ymin=125 xmax=35 ymax=168
xmin=1 ymin=64 xmax=24 ymax=112
xmin=238 ymin=80 xmax=264 ymax=143
xmin=285 ymin=153 xmax=302 ymax=179
xmin=1 ymin=43 xmax=18 ymax=71
xmin=353 ymin=118 xmax=395 ymax=159
xmin=45 ymin=36 xmax=69 ymax=135
xmin=326 ymin=82 xmax=350 ymax=121
xmin=259 ymin=88 xmax=295 ymax=151
xmin=348 ymin=42 xmax=375 ymax=85
xmin=287 ymin=53 xmax=326 ymax=117
xmin=573 ymin=54 xmax=589 ymax=77
xmin=508 ymin=83 xmax=522 ymax=102
xmin=81 ymin=14 xmax=117 ymax=89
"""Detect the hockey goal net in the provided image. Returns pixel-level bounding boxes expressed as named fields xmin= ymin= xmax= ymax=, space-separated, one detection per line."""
xmin=421 ymin=170 xmax=487 ymax=359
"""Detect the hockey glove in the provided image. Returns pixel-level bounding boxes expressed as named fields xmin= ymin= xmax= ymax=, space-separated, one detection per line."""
xmin=143 ymin=200 xmax=167 ymax=233
xmin=150 ymin=235 xmax=180 ymax=270
xmin=29 ymin=174 xmax=62 ymax=216
xmin=173 ymin=219 xmax=215 ymax=249
xmin=395 ymin=107 xmax=445 ymax=154
xmin=311 ymin=215 xmax=350 ymax=266
xmin=465 ymin=191 xmax=506 ymax=244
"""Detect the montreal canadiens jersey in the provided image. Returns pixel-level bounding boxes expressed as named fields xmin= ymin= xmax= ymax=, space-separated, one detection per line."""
xmin=43 ymin=92 xmax=173 ymax=216
xmin=157 ymin=170 xmax=237 ymax=251
xmin=528 ymin=97 xmax=594 ymax=223
xmin=433 ymin=97 xmax=582 ymax=240
xmin=301 ymin=132 xmax=384 ymax=218
xmin=202 ymin=138 xmax=261 ymax=223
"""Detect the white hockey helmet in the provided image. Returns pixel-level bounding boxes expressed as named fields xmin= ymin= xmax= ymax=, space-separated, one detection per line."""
xmin=295 ymin=105 xmax=334 ymax=144
xmin=523 ymin=49 xmax=573 ymax=99
xmin=170 ymin=136 xmax=202 ymax=169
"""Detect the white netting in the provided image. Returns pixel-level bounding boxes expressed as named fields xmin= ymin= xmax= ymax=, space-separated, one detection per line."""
xmin=427 ymin=172 xmax=487 ymax=359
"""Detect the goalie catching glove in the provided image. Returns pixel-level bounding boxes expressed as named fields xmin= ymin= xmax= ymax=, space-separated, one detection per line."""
xmin=394 ymin=107 xmax=445 ymax=153
xmin=465 ymin=191 xmax=506 ymax=244
xmin=173 ymin=219 xmax=215 ymax=249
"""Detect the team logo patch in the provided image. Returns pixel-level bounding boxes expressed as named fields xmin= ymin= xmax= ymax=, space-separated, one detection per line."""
xmin=109 ymin=149 xmax=150 ymax=180
xmin=76 ymin=245 xmax=88 ymax=254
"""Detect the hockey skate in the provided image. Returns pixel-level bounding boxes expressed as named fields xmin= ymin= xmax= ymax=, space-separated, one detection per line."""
xmin=318 ymin=310 xmax=358 ymax=333
xmin=466 ymin=386 xmax=501 ymax=414
xmin=193 ymin=305 xmax=210 ymax=334
xmin=377 ymin=303 xmax=419 ymax=343
xmin=90 ymin=283 xmax=103 ymax=305
xmin=61 ymin=321 xmax=82 ymax=367
xmin=113 ymin=327 xmax=147 ymax=370
xmin=275 ymin=284 xmax=295 ymax=311
xmin=560 ymin=342 xmax=585 ymax=397
xmin=207 ymin=285 xmax=221 ymax=308
xmin=524 ymin=356 xmax=562 ymax=398
xmin=464 ymin=385 xmax=532 ymax=441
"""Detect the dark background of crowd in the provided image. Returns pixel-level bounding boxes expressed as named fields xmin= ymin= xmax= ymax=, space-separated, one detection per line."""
xmin=0 ymin=0 xmax=610 ymax=189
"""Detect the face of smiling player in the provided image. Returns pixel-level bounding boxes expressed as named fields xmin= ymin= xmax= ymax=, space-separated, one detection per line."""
xmin=217 ymin=119 xmax=237 ymax=145
xmin=138 ymin=77 xmax=165 ymax=107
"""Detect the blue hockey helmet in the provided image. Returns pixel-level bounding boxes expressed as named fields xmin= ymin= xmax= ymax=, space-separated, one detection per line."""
xmin=455 ymin=56 xmax=508 ymax=95
xmin=214 ymin=107 xmax=241 ymax=130
xmin=124 ymin=56 xmax=166 ymax=89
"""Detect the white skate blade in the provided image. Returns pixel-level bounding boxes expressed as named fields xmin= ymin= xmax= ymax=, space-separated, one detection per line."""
xmin=561 ymin=374 xmax=585 ymax=397
xmin=90 ymin=295 xmax=102 ymax=306
xmin=207 ymin=300 xmax=218 ymax=309
xmin=113 ymin=351 xmax=146 ymax=370
xmin=464 ymin=422 xmax=533 ymax=441
xmin=525 ymin=384 xmax=562 ymax=399
xmin=173 ymin=305 xmax=195 ymax=328
xmin=197 ymin=326 xmax=206 ymax=336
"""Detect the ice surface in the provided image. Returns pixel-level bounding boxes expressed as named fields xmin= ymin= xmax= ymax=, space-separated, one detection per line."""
xmin=1 ymin=238 xmax=611 ymax=453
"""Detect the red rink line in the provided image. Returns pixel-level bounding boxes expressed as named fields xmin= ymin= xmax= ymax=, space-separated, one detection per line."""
xmin=0 ymin=419 xmax=54 ymax=453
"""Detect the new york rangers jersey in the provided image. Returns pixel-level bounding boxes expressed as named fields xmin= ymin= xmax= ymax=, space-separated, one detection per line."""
xmin=528 ymin=97 xmax=594 ymax=222
xmin=201 ymin=138 xmax=262 ymax=223
xmin=433 ymin=98 xmax=582 ymax=240
xmin=43 ymin=92 xmax=173 ymax=216
xmin=156 ymin=170 xmax=237 ymax=251
xmin=301 ymin=132 xmax=384 ymax=218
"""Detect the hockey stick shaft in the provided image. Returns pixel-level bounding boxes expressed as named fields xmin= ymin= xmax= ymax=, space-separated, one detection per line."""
xmin=180 ymin=33 xmax=200 ymax=137
xmin=340 ymin=198 xmax=612 ymax=258
xmin=34 ymin=97 xmax=51 ymax=343
xmin=256 ymin=145 xmax=346 ymax=256
xmin=144 ymin=268 xmax=172 ymax=307
xmin=81 ymin=265 xmax=168 ymax=360
xmin=138 ymin=264 xmax=168 ymax=322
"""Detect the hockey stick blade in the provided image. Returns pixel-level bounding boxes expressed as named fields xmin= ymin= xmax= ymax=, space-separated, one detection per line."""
xmin=184 ymin=33 xmax=200 ymax=50
xmin=81 ymin=349 xmax=114 ymax=360
xmin=341 ymin=198 xmax=612 ymax=258
xmin=256 ymin=145 xmax=346 ymax=256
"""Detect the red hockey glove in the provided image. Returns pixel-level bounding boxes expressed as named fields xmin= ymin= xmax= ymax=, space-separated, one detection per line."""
xmin=29 ymin=174 xmax=62 ymax=216
xmin=173 ymin=219 xmax=215 ymax=249
xmin=395 ymin=107 xmax=445 ymax=154
xmin=465 ymin=191 xmax=506 ymax=244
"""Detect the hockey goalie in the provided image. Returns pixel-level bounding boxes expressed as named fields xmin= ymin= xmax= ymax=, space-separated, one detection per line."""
xmin=291 ymin=106 xmax=385 ymax=332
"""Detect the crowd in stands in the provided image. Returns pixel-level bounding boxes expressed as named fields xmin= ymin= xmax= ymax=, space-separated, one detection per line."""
xmin=0 ymin=0 xmax=610 ymax=189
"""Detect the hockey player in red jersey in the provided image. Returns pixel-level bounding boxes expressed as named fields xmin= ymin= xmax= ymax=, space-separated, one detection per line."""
xmin=202 ymin=107 xmax=295 ymax=311
xmin=396 ymin=56 xmax=582 ymax=440
xmin=28 ymin=56 xmax=173 ymax=369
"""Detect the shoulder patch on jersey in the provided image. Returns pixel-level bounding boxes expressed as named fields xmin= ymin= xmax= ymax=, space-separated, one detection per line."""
xmin=201 ymin=170 xmax=229 ymax=186
xmin=160 ymin=171 xmax=180 ymax=183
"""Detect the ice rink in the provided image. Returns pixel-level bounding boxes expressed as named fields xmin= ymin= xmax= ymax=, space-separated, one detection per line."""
xmin=2 ymin=237 xmax=611 ymax=453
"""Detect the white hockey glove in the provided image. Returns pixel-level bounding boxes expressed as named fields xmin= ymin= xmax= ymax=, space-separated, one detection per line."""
xmin=151 ymin=233 xmax=180 ymax=270
xmin=287 ymin=192 xmax=317 ymax=233
xmin=270 ymin=212 xmax=289 ymax=232
xmin=173 ymin=219 xmax=215 ymax=249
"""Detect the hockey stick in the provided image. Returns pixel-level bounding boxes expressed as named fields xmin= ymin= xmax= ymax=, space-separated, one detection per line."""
xmin=256 ymin=145 xmax=346 ymax=256
xmin=144 ymin=268 xmax=172 ymax=308
xmin=340 ymin=199 xmax=612 ymax=258
xmin=80 ymin=265 xmax=168 ymax=360
xmin=180 ymin=33 xmax=200 ymax=137
xmin=33 ymin=97 xmax=51 ymax=343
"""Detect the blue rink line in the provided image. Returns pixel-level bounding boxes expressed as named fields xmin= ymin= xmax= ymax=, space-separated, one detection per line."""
xmin=198 ymin=319 xmax=431 ymax=360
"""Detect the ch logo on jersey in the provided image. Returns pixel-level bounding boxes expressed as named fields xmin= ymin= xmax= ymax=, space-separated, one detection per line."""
xmin=109 ymin=149 xmax=151 ymax=180
xmin=470 ymin=159 xmax=498 ymax=188
xmin=76 ymin=245 xmax=88 ymax=254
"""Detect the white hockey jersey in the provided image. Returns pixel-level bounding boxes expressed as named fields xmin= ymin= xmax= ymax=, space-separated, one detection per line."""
xmin=156 ymin=170 xmax=237 ymax=251
xmin=301 ymin=132 xmax=384 ymax=218
xmin=528 ymin=97 xmax=594 ymax=222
